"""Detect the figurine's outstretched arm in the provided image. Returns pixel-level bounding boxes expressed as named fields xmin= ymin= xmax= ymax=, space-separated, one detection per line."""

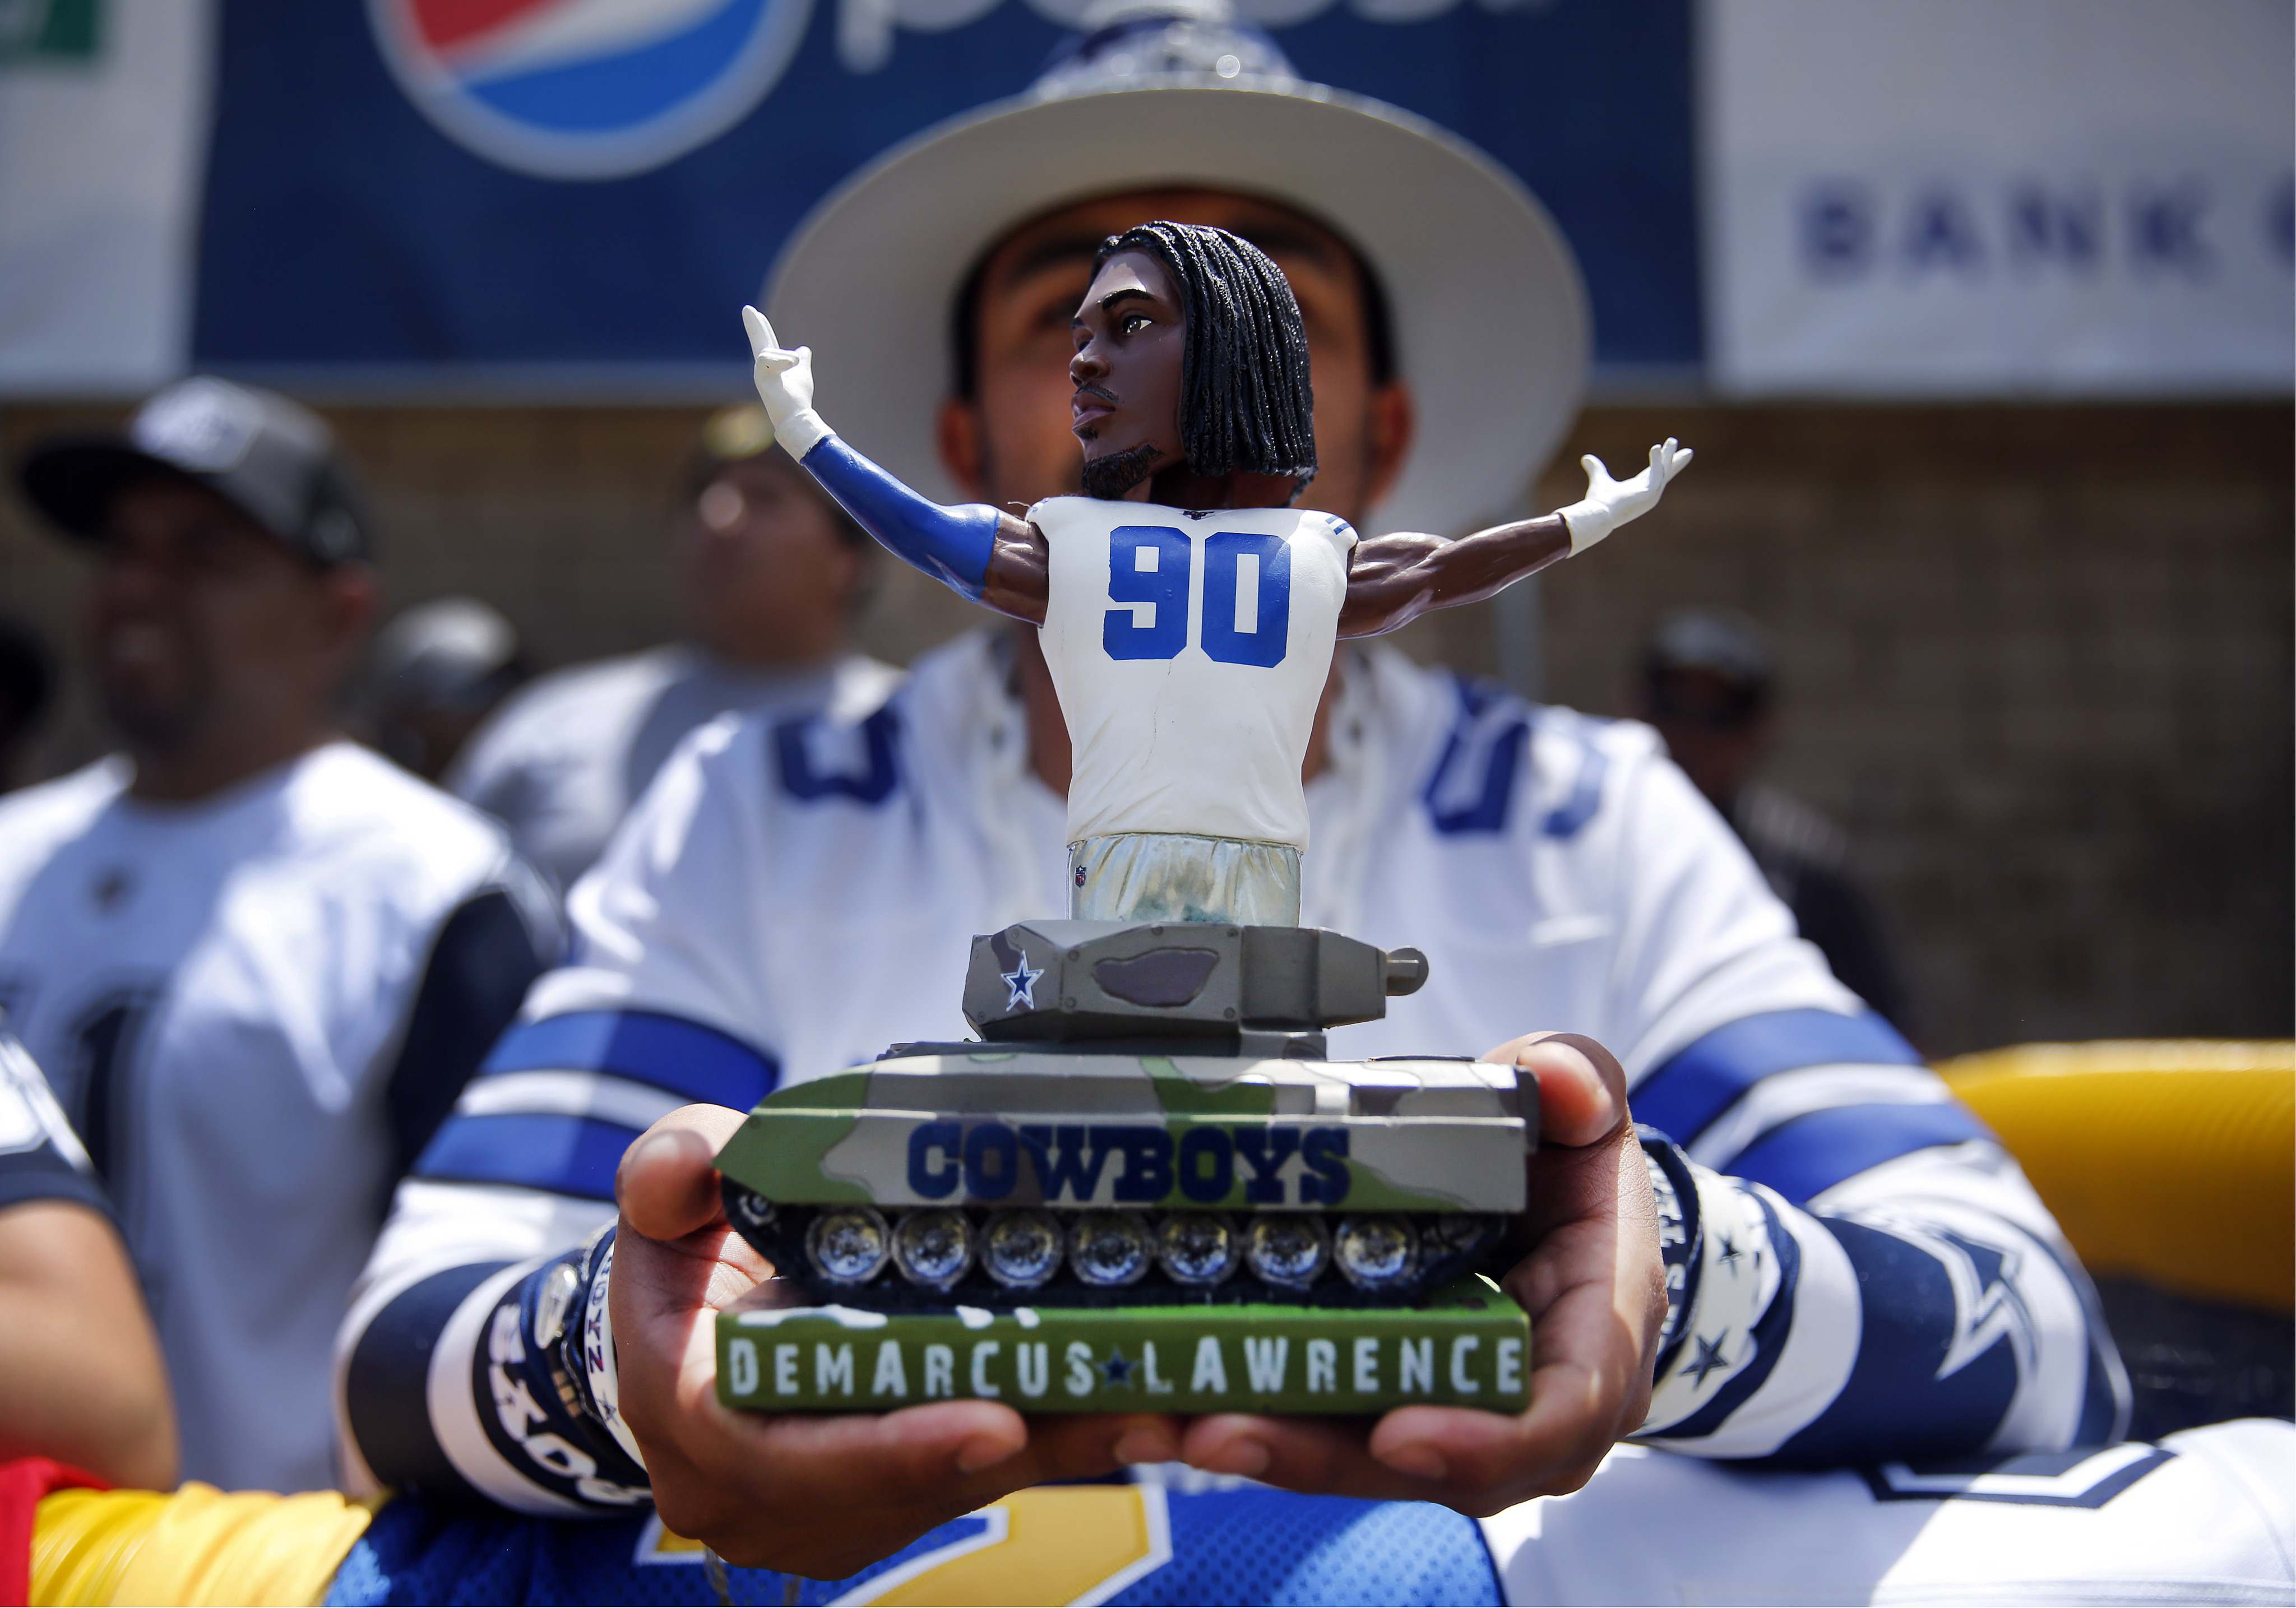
xmin=1337 ymin=439 xmax=1693 ymax=638
xmin=744 ymin=308 xmax=1049 ymax=622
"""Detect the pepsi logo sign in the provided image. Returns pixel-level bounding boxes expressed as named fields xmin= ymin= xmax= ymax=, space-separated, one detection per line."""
xmin=369 ymin=0 xmax=815 ymax=180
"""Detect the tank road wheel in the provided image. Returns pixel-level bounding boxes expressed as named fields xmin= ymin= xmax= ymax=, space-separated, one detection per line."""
xmin=807 ymin=1206 xmax=893 ymax=1286
xmin=982 ymin=1209 xmax=1065 ymax=1289
xmin=1068 ymin=1212 xmax=1154 ymax=1287
xmin=1155 ymin=1213 xmax=1239 ymax=1287
xmin=1244 ymin=1214 xmax=1331 ymax=1289
xmin=891 ymin=1208 xmax=975 ymax=1290
xmin=1333 ymin=1215 xmax=1420 ymax=1291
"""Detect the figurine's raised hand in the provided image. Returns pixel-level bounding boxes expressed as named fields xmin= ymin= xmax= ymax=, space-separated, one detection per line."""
xmin=610 ymin=1104 xmax=1181 ymax=1575
xmin=740 ymin=305 xmax=830 ymax=458
xmin=1559 ymin=438 xmax=1693 ymax=553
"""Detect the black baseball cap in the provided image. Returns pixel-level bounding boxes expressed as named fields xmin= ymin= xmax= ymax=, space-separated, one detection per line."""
xmin=16 ymin=376 xmax=372 ymax=566
xmin=1642 ymin=610 xmax=1776 ymax=703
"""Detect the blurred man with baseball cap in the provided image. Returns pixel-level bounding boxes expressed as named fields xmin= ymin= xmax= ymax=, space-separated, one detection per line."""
xmin=370 ymin=596 xmax=528 ymax=784
xmin=0 ymin=377 xmax=558 ymax=1492
xmin=340 ymin=7 xmax=2123 ymax=1587
xmin=444 ymin=404 xmax=899 ymax=892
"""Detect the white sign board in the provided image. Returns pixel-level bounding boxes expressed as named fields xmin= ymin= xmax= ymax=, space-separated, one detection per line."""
xmin=0 ymin=1 xmax=215 ymax=396
xmin=1701 ymin=0 xmax=2294 ymax=396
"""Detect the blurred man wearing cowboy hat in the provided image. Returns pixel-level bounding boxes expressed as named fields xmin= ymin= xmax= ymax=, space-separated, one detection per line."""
xmin=337 ymin=6 xmax=2126 ymax=1586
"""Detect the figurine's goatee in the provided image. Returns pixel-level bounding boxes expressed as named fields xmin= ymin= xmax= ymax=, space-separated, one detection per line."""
xmin=1080 ymin=442 xmax=1166 ymax=501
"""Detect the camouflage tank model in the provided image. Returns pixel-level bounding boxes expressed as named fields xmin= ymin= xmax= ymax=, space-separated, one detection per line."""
xmin=715 ymin=920 xmax=1537 ymax=1310
xmin=714 ymin=920 xmax=1537 ymax=1415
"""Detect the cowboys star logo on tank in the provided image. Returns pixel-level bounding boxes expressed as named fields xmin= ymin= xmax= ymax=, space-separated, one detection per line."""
xmin=368 ymin=0 xmax=814 ymax=180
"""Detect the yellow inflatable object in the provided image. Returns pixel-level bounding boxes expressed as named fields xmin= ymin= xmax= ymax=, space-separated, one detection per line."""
xmin=31 ymin=1482 xmax=374 ymax=1607
xmin=1936 ymin=1040 xmax=2295 ymax=1315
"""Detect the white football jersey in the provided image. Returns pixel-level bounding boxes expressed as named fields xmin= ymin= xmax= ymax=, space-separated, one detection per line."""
xmin=0 ymin=743 xmax=553 ymax=1493
xmin=345 ymin=631 xmax=2126 ymax=1517
xmin=448 ymin=646 xmax=901 ymax=891
xmin=1031 ymin=496 xmax=1356 ymax=849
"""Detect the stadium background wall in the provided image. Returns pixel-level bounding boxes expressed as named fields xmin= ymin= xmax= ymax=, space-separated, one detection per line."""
xmin=1 ymin=398 xmax=2287 ymax=1058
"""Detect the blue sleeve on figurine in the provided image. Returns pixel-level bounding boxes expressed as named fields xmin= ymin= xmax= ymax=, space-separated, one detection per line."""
xmin=801 ymin=435 xmax=1001 ymax=602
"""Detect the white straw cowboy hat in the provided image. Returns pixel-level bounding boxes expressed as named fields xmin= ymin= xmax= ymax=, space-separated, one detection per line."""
xmin=765 ymin=0 xmax=1588 ymax=536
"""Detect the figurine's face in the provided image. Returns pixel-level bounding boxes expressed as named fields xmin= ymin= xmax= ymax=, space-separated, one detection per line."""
xmin=1068 ymin=249 xmax=1187 ymax=501
xmin=940 ymin=189 xmax=1411 ymax=521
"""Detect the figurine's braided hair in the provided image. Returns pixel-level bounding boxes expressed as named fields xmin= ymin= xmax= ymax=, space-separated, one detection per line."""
xmin=1093 ymin=221 xmax=1317 ymax=490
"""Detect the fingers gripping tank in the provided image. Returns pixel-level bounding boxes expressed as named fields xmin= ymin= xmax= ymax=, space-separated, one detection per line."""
xmin=1031 ymin=497 xmax=1357 ymax=855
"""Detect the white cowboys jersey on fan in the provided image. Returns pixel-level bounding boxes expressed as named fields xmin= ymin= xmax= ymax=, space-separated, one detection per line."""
xmin=337 ymin=630 xmax=2127 ymax=1522
xmin=0 ymin=743 xmax=559 ymax=1493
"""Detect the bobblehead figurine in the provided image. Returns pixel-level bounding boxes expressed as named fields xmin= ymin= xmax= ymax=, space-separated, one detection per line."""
xmin=741 ymin=221 xmax=1689 ymax=928
xmin=712 ymin=225 xmax=1692 ymax=1415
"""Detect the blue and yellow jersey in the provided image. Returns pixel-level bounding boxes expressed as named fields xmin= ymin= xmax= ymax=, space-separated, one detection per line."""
xmin=21 ymin=1473 xmax=1496 ymax=1607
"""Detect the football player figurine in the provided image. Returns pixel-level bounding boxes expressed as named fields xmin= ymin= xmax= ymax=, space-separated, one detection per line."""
xmin=744 ymin=221 xmax=1689 ymax=925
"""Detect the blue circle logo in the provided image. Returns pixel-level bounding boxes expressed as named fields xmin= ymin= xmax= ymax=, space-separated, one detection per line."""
xmin=370 ymin=0 xmax=815 ymax=180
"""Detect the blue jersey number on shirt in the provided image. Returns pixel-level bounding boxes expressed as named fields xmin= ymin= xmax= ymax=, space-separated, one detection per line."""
xmin=1103 ymin=526 xmax=1290 ymax=668
xmin=1104 ymin=527 xmax=1192 ymax=660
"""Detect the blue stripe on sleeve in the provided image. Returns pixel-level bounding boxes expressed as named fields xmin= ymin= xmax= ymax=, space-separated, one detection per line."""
xmin=1765 ymin=1217 xmax=2024 ymax=1467
xmin=343 ymin=1261 xmax=506 ymax=1504
xmin=1725 ymin=1100 xmax=1992 ymax=1205
xmin=479 ymin=1010 xmax=777 ymax=1110
xmin=414 ymin=1112 xmax=641 ymax=1201
xmin=1630 ymin=1008 xmax=1922 ymax=1147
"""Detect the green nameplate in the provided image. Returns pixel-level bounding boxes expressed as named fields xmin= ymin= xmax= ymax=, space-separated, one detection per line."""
xmin=715 ymin=1276 xmax=1529 ymax=1415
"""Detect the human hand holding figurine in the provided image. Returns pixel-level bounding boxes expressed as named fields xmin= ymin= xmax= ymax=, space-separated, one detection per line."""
xmin=1177 ymin=1034 xmax=1665 ymax=1514
xmin=1556 ymin=438 xmax=1695 ymax=554
xmin=742 ymin=306 xmax=831 ymax=461
xmin=611 ymin=1104 xmax=1182 ymax=1574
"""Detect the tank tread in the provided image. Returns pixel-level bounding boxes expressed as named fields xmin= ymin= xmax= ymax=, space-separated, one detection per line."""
xmin=721 ymin=1178 xmax=1506 ymax=1312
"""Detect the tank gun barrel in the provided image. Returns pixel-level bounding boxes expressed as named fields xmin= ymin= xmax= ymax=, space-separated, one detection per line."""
xmin=964 ymin=920 xmax=1433 ymax=1048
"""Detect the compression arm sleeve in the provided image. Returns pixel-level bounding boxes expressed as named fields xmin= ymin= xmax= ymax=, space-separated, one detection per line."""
xmin=799 ymin=435 xmax=1002 ymax=604
xmin=1632 ymin=1119 xmax=2128 ymax=1463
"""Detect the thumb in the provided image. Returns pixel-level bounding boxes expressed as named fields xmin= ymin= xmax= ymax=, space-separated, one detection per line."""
xmin=617 ymin=1104 xmax=748 ymax=1241
xmin=1480 ymin=1032 xmax=1628 ymax=1148
xmin=1580 ymin=453 xmax=1609 ymax=490
xmin=742 ymin=304 xmax=776 ymax=357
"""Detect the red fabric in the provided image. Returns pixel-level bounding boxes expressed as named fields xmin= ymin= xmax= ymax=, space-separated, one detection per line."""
xmin=0 ymin=1458 xmax=107 ymax=1608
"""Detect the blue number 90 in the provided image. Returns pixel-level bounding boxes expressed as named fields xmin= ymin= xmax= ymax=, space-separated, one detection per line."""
xmin=1103 ymin=526 xmax=1192 ymax=660
xmin=1101 ymin=526 xmax=1291 ymax=666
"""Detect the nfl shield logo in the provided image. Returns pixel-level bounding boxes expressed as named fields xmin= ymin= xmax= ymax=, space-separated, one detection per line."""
xmin=369 ymin=0 xmax=816 ymax=180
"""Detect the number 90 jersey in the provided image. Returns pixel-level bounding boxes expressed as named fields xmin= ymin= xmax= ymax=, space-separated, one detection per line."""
xmin=1031 ymin=497 xmax=1358 ymax=851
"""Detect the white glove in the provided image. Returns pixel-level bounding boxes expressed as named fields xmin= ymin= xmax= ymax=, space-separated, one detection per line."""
xmin=1557 ymin=438 xmax=1693 ymax=553
xmin=741 ymin=305 xmax=831 ymax=461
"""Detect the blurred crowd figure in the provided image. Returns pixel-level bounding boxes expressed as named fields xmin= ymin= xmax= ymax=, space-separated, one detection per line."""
xmin=0 ymin=616 xmax=52 ymax=792
xmin=1637 ymin=608 xmax=1914 ymax=1036
xmin=445 ymin=402 xmax=899 ymax=891
xmin=0 ymin=377 xmax=554 ymax=1491
xmin=0 ymin=1024 xmax=177 ymax=1489
xmin=369 ymin=596 xmax=526 ymax=782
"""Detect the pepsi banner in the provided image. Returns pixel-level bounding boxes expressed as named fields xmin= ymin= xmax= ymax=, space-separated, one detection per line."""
xmin=4 ymin=1 xmax=2288 ymax=397
xmin=179 ymin=0 xmax=1698 ymax=385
